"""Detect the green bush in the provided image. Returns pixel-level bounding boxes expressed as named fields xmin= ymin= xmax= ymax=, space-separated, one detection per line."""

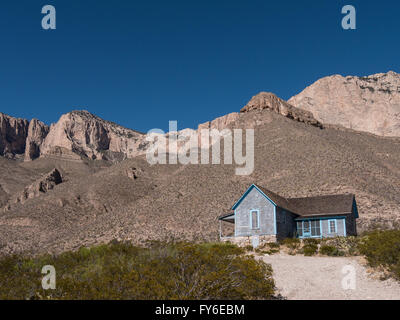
xmin=302 ymin=243 xmax=318 ymax=256
xmin=320 ymin=245 xmax=344 ymax=256
xmin=358 ymin=230 xmax=400 ymax=279
xmin=281 ymin=238 xmax=301 ymax=250
xmin=257 ymin=242 xmax=280 ymax=255
xmin=321 ymin=236 xmax=360 ymax=256
xmin=303 ymin=238 xmax=320 ymax=245
xmin=268 ymin=242 xmax=280 ymax=249
xmin=0 ymin=241 xmax=275 ymax=300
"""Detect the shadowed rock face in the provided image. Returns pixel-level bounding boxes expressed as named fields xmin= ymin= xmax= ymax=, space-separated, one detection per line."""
xmin=0 ymin=113 xmax=29 ymax=158
xmin=241 ymin=92 xmax=323 ymax=128
xmin=24 ymin=119 xmax=49 ymax=161
xmin=288 ymin=71 xmax=400 ymax=137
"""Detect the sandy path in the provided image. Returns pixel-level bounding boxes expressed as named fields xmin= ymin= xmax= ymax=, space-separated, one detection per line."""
xmin=261 ymin=253 xmax=400 ymax=300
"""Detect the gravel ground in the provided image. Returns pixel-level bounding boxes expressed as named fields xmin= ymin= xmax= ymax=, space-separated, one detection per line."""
xmin=262 ymin=253 xmax=400 ymax=300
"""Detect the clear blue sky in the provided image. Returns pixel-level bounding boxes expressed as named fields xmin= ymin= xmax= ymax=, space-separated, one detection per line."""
xmin=0 ymin=0 xmax=399 ymax=132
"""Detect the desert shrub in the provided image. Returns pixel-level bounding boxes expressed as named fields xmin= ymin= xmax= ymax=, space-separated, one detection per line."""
xmin=0 ymin=241 xmax=275 ymax=300
xmin=303 ymin=238 xmax=320 ymax=245
xmin=268 ymin=242 xmax=280 ymax=249
xmin=257 ymin=242 xmax=280 ymax=255
xmin=319 ymin=245 xmax=344 ymax=256
xmin=281 ymin=238 xmax=301 ymax=250
xmin=302 ymin=242 xmax=318 ymax=256
xmin=358 ymin=230 xmax=400 ymax=279
xmin=320 ymin=236 xmax=360 ymax=256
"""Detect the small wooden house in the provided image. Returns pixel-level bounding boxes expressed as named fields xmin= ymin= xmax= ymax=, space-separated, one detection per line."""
xmin=218 ymin=184 xmax=358 ymax=244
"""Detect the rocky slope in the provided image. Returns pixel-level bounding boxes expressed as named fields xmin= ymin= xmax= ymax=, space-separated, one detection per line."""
xmin=5 ymin=168 xmax=63 ymax=211
xmin=0 ymin=107 xmax=399 ymax=254
xmin=288 ymin=71 xmax=400 ymax=137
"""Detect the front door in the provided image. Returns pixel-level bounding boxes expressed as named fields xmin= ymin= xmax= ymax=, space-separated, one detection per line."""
xmin=303 ymin=220 xmax=311 ymax=238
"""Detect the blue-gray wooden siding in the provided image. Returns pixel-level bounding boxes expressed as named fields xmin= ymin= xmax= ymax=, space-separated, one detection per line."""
xmin=234 ymin=187 xmax=275 ymax=237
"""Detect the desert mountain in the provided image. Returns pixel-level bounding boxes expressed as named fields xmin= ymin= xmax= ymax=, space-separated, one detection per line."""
xmin=39 ymin=110 xmax=146 ymax=161
xmin=0 ymin=90 xmax=399 ymax=254
xmin=288 ymin=71 xmax=400 ymax=137
xmin=0 ymin=110 xmax=147 ymax=162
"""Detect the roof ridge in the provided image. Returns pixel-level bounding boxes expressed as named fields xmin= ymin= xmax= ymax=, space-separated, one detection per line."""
xmin=288 ymin=193 xmax=355 ymax=200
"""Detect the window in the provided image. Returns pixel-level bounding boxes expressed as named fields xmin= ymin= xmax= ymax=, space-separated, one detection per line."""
xmin=303 ymin=221 xmax=310 ymax=234
xmin=329 ymin=219 xmax=337 ymax=233
xmin=297 ymin=221 xmax=303 ymax=237
xmin=311 ymin=220 xmax=321 ymax=236
xmin=297 ymin=220 xmax=321 ymax=237
xmin=250 ymin=210 xmax=259 ymax=229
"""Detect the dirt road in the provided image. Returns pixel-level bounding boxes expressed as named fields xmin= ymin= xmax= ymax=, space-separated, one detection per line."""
xmin=262 ymin=253 xmax=400 ymax=300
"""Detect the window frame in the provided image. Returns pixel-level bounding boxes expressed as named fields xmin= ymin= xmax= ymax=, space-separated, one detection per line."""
xmin=310 ymin=220 xmax=321 ymax=237
xmin=328 ymin=219 xmax=337 ymax=234
xmin=249 ymin=209 xmax=260 ymax=230
xmin=297 ymin=219 xmax=321 ymax=238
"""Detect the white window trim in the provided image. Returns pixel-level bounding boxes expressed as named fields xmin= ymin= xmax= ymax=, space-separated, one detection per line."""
xmin=328 ymin=219 xmax=337 ymax=234
xmin=250 ymin=209 xmax=260 ymax=230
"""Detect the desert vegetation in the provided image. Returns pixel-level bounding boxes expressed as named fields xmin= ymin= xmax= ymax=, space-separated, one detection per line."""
xmin=358 ymin=229 xmax=400 ymax=280
xmin=253 ymin=229 xmax=400 ymax=281
xmin=0 ymin=241 xmax=275 ymax=300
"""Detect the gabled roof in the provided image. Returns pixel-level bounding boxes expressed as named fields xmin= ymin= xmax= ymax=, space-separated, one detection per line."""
xmin=255 ymin=185 xmax=298 ymax=213
xmin=288 ymin=194 xmax=355 ymax=217
xmin=230 ymin=184 xmax=357 ymax=218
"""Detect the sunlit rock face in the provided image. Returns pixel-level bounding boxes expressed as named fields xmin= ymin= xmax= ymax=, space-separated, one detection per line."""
xmin=39 ymin=110 xmax=146 ymax=161
xmin=289 ymin=71 xmax=400 ymax=137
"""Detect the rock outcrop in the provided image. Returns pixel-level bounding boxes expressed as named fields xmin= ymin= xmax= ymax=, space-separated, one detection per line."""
xmin=288 ymin=71 xmax=400 ymax=137
xmin=0 ymin=113 xmax=29 ymax=158
xmin=5 ymin=168 xmax=63 ymax=210
xmin=241 ymin=92 xmax=323 ymax=128
xmin=40 ymin=111 xmax=145 ymax=161
xmin=24 ymin=119 xmax=49 ymax=161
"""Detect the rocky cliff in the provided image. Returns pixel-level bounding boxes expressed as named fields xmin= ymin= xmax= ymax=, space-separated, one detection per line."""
xmin=288 ymin=71 xmax=400 ymax=137
xmin=40 ymin=111 xmax=146 ymax=161
xmin=24 ymin=119 xmax=49 ymax=161
xmin=241 ymin=92 xmax=323 ymax=128
xmin=0 ymin=113 xmax=29 ymax=158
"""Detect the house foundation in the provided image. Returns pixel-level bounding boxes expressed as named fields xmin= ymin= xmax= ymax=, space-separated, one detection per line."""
xmin=220 ymin=234 xmax=277 ymax=247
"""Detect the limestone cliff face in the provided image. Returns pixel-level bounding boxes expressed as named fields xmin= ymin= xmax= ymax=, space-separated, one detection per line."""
xmin=288 ymin=71 xmax=400 ymax=137
xmin=24 ymin=119 xmax=49 ymax=161
xmin=198 ymin=113 xmax=240 ymax=131
xmin=241 ymin=92 xmax=323 ymax=128
xmin=40 ymin=111 xmax=146 ymax=161
xmin=0 ymin=113 xmax=29 ymax=158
